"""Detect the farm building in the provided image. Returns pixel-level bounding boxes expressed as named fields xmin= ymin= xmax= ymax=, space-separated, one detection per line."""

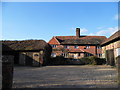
xmin=48 ymin=28 xmax=107 ymax=59
xmin=2 ymin=40 xmax=52 ymax=66
xmin=101 ymin=30 xmax=120 ymax=66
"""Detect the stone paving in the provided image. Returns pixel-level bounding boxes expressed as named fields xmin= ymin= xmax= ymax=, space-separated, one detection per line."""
xmin=12 ymin=65 xmax=118 ymax=88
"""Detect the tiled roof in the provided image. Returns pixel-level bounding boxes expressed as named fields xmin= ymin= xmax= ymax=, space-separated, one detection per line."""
xmin=2 ymin=40 xmax=49 ymax=51
xmin=55 ymin=36 xmax=107 ymax=45
xmin=101 ymin=30 xmax=120 ymax=46
xmin=68 ymin=48 xmax=85 ymax=52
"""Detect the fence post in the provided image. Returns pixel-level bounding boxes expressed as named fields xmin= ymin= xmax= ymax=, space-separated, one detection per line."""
xmin=117 ymin=55 xmax=120 ymax=87
xmin=2 ymin=55 xmax=14 ymax=89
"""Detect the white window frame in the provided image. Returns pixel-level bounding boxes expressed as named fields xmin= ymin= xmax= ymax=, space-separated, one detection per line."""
xmin=97 ymin=46 xmax=101 ymax=49
xmin=64 ymin=45 xmax=69 ymax=49
xmin=51 ymin=53 xmax=56 ymax=57
xmin=62 ymin=53 xmax=68 ymax=58
xmin=97 ymin=54 xmax=102 ymax=57
xmin=74 ymin=45 xmax=79 ymax=49
xmin=51 ymin=45 xmax=57 ymax=48
xmin=86 ymin=45 xmax=90 ymax=49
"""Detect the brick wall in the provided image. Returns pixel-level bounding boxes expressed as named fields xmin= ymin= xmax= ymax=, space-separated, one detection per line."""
xmin=102 ymin=40 xmax=120 ymax=65
xmin=48 ymin=37 xmax=60 ymax=45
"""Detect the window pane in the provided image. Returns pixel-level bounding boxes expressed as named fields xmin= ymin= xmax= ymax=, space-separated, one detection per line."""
xmin=75 ymin=45 xmax=78 ymax=48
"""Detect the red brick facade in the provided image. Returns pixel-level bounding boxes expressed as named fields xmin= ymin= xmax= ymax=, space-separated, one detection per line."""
xmin=48 ymin=28 xmax=107 ymax=59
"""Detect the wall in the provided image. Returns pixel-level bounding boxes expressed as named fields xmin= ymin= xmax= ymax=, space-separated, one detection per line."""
xmin=102 ymin=40 xmax=120 ymax=65
xmin=19 ymin=51 xmax=40 ymax=66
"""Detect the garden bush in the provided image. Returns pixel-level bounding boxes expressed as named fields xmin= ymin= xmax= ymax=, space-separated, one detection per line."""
xmin=48 ymin=56 xmax=106 ymax=65
xmin=49 ymin=56 xmax=68 ymax=65
xmin=80 ymin=56 xmax=106 ymax=65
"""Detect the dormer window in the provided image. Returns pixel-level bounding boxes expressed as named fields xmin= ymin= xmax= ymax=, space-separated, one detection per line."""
xmin=74 ymin=45 xmax=79 ymax=49
xmin=51 ymin=45 xmax=57 ymax=48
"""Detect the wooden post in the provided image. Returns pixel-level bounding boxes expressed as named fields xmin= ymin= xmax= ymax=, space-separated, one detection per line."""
xmin=2 ymin=55 xmax=14 ymax=89
xmin=117 ymin=55 xmax=120 ymax=87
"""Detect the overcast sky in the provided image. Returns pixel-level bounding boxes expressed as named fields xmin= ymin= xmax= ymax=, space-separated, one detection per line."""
xmin=2 ymin=2 xmax=118 ymax=42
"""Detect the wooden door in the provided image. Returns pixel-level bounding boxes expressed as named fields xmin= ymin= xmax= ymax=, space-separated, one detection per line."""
xmin=19 ymin=52 xmax=26 ymax=65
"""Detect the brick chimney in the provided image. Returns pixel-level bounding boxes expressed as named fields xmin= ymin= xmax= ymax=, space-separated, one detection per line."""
xmin=76 ymin=28 xmax=80 ymax=37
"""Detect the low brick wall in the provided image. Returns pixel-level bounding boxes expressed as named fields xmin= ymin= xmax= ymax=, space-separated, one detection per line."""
xmin=2 ymin=55 xmax=14 ymax=89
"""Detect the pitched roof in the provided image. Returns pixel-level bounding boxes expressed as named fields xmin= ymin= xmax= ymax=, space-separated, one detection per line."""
xmin=101 ymin=30 xmax=120 ymax=46
xmin=68 ymin=48 xmax=85 ymax=53
xmin=2 ymin=40 xmax=48 ymax=51
xmin=55 ymin=36 xmax=107 ymax=45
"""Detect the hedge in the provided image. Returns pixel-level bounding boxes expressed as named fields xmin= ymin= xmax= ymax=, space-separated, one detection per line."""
xmin=48 ymin=56 xmax=106 ymax=65
xmin=80 ymin=56 xmax=106 ymax=65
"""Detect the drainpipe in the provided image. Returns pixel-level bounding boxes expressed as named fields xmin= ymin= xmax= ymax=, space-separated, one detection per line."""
xmin=95 ymin=45 xmax=97 ymax=57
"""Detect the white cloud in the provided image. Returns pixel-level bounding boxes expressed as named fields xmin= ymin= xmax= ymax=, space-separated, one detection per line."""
xmin=113 ymin=14 xmax=120 ymax=20
xmin=71 ymin=26 xmax=118 ymax=37
xmin=107 ymin=27 xmax=118 ymax=35
xmin=80 ymin=28 xmax=88 ymax=33
xmin=88 ymin=26 xmax=118 ymax=37
xmin=97 ymin=26 xmax=104 ymax=30
xmin=96 ymin=30 xmax=108 ymax=35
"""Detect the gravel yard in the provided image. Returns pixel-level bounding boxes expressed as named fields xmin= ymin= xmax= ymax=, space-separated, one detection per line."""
xmin=13 ymin=65 xmax=118 ymax=88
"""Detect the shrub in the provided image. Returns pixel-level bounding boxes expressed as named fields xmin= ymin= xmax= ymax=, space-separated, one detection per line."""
xmin=80 ymin=57 xmax=90 ymax=65
xmin=66 ymin=58 xmax=82 ymax=65
xmin=88 ymin=56 xmax=106 ymax=65
xmin=80 ymin=56 xmax=106 ymax=65
xmin=88 ymin=56 xmax=97 ymax=65
xmin=96 ymin=58 xmax=106 ymax=65
xmin=48 ymin=56 xmax=106 ymax=65
xmin=49 ymin=56 xmax=68 ymax=65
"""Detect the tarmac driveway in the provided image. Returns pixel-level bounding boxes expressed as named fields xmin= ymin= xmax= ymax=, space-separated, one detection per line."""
xmin=13 ymin=65 xmax=118 ymax=88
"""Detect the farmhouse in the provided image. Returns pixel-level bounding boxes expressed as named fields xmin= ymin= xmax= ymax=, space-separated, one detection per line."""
xmin=2 ymin=40 xmax=52 ymax=66
xmin=101 ymin=30 xmax=120 ymax=66
xmin=48 ymin=28 xmax=107 ymax=59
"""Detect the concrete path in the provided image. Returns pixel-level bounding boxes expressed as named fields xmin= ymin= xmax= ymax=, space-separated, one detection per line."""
xmin=13 ymin=65 xmax=118 ymax=88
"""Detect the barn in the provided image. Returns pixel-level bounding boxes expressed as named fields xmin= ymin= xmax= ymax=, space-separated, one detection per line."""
xmin=101 ymin=30 xmax=120 ymax=66
xmin=2 ymin=40 xmax=52 ymax=66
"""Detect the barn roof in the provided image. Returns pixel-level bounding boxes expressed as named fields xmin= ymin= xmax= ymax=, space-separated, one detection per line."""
xmin=55 ymin=36 xmax=107 ymax=45
xmin=101 ymin=30 xmax=120 ymax=46
xmin=2 ymin=40 xmax=48 ymax=51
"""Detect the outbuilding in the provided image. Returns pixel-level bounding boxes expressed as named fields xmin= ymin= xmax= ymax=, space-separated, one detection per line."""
xmin=2 ymin=40 xmax=52 ymax=66
xmin=101 ymin=30 xmax=120 ymax=66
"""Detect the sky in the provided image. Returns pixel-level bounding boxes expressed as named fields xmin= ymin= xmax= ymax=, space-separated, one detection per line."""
xmin=2 ymin=2 xmax=118 ymax=42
